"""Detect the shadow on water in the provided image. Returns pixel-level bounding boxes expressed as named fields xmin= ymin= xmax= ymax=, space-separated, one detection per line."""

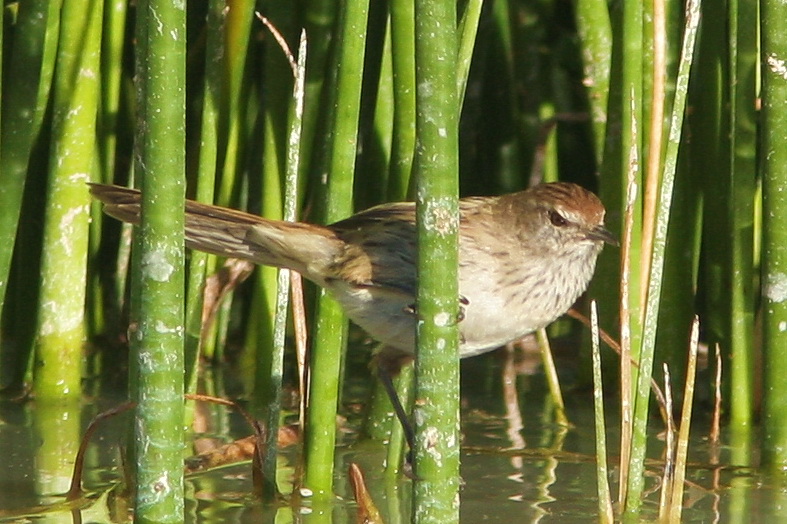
xmin=0 ymin=338 xmax=782 ymax=523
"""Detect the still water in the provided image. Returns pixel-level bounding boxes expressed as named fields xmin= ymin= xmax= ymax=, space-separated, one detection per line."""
xmin=0 ymin=345 xmax=782 ymax=522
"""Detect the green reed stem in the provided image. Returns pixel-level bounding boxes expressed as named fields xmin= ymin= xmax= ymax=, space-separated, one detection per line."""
xmin=623 ymin=0 xmax=699 ymax=516
xmin=619 ymin=0 xmax=644 ymax=384
xmin=184 ymin=0 xmax=224 ymax=391
xmin=262 ymin=29 xmax=306 ymax=501
xmin=87 ymin=0 xmax=128 ymax=344
xmin=0 ymin=0 xmax=61 ymax=329
xmin=590 ymin=302 xmax=614 ymax=524
xmin=575 ymin=0 xmax=611 ymax=163
xmin=537 ymin=328 xmax=568 ymax=426
xmin=97 ymin=0 xmax=127 ymax=185
xmin=411 ymin=0 xmax=461 ymax=521
xmin=456 ymin=0 xmax=482 ymax=104
xmin=34 ymin=402 xmax=81 ymax=496
xmin=388 ymin=0 xmax=416 ymax=200
xmin=727 ymin=0 xmax=757 ymax=433
xmin=0 ymin=0 xmax=2 ymax=139
xmin=33 ymin=0 xmax=102 ymax=401
xmin=254 ymin=9 xmax=302 ymax=426
xmin=385 ymin=362 xmax=414 ymax=476
xmin=304 ymin=0 xmax=369 ymax=499
xmin=761 ymin=0 xmax=787 ymax=469
xmin=299 ymin=0 xmax=338 ymax=188
xmin=216 ymin=0 xmax=254 ymax=205
xmin=667 ymin=317 xmax=699 ymax=522
xmin=132 ymin=0 xmax=186 ymax=520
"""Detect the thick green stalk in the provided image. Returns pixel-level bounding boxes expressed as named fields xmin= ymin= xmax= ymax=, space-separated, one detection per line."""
xmin=34 ymin=402 xmax=81 ymax=496
xmin=300 ymin=0 xmax=339 ymax=187
xmin=388 ymin=0 xmax=416 ymax=200
xmin=575 ymin=0 xmax=612 ymax=162
xmin=727 ymin=0 xmax=757 ymax=433
xmin=613 ymin=0 xmax=644 ymax=510
xmin=620 ymin=0 xmax=644 ymax=381
xmin=304 ymin=0 xmax=369 ymax=499
xmin=34 ymin=0 xmax=103 ymax=401
xmin=691 ymin=0 xmax=730 ymax=406
xmin=133 ymin=0 xmax=186 ymax=520
xmin=97 ymin=0 xmax=127 ymax=184
xmin=761 ymin=0 xmax=787 ymax=469
xmin=0 ymin=0 xmax=61 ymax=327
xmin=412 ymin=0 xmax=460 ymax=521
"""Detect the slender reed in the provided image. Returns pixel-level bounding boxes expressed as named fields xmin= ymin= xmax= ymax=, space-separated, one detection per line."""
xmin=623 ymin=0 xmax=700 ymax=515
xmin=761 ymin=0 xmax=787 ymax=468
xmin=590 ymin=301 xmax=614 ymax=524
xmin=303 ymin=0 xmax=370 ymax=499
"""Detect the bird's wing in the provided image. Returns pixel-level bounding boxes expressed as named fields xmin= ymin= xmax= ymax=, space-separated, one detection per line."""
xmin=329 ymin=202 xmax=418 ymax=296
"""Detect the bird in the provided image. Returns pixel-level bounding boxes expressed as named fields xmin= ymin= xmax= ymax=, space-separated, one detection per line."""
xmin=90 ymin=181 xmax=615 ymax=449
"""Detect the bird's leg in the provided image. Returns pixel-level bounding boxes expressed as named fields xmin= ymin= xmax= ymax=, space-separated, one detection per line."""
xmin=373 ymin=346 xmax=419 ymax=475
xmin=376 ymin=361 xmax=416 ymax=462
xmin=377 ymin=295 xmax=470 ymax=474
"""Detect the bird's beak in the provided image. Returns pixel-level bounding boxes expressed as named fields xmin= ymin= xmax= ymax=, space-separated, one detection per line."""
xmin=587 ymin=226 xmax=619 ymax=246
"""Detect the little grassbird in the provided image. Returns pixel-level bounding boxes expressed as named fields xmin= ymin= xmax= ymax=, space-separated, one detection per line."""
xmin=90 ymin=182 xmax=616 ymax=448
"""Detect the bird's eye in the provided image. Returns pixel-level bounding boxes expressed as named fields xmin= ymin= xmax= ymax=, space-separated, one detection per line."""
xmin=549 ymin=210 xmax=568 ymax=227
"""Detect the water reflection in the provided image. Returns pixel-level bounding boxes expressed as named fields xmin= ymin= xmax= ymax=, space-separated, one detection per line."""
xmin=0 ymin=343 xmax=784 ymax=522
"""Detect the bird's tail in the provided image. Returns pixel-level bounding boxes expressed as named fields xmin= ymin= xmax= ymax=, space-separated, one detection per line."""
xmin=89 ymin=184 xmax=342 ymax=279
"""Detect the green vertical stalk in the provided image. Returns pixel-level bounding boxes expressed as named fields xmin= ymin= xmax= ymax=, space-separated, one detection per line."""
xmin=575 ymin=0 xmax=612 ymax=163
xmin=412 ymin=0 xmax=460 ymax=521
xmin=34 ymin=0 xmax=103 ymax=401
xmin=216 ymin=0 xmax=254 ymax=205
xmin=388 ymin=0 xmax=416 ymax=200
xmin=620 ymin=0 xmax=644 ymax=380
xmin=361 ymin=0 xmax=417 ymax=449
xmin=133 ymin=0 xmax=186 ymax=520
xmin=456 ymin=0 xmax=483 ymax=104
xmin=87 ymin=0 xmax=128 ymax=346
xmin=651 ymin=0 xmax=704 ymax=416
xmin=97 ymin=0 xmax=127 ymax=184
xmin=623 ymin=0 xmax=699 ymax=516
xmin=0 ymin=0 xmax=61 ymax=324
xmin=590 ymin=302 xmax=614 ymax=524
xmin=667 ymin=317 xmax=699 ymax=522
xmin=300 ymin=0 xmax=339 ymax=186
xmin=200 ymin=0 xmax=254 ymax=368
xmin=727 ymin=0 xmax=757 ymax=434
xmin=692 ymin=0 xmax=730 ymax=403
xmin=261 ymin=32 xmax=306 ymax=500
xmin=304 ymin=0 xmax=369 ymax=499
xmin=184 ymin=0 xmax=224 ymax=389
xmin=34 ymin=403 xmax=81 ymax=496
xmin=252 ymin=5 xmax=297 ymax=420
xmin=761 ymin=0 xmax=787 ymax=469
